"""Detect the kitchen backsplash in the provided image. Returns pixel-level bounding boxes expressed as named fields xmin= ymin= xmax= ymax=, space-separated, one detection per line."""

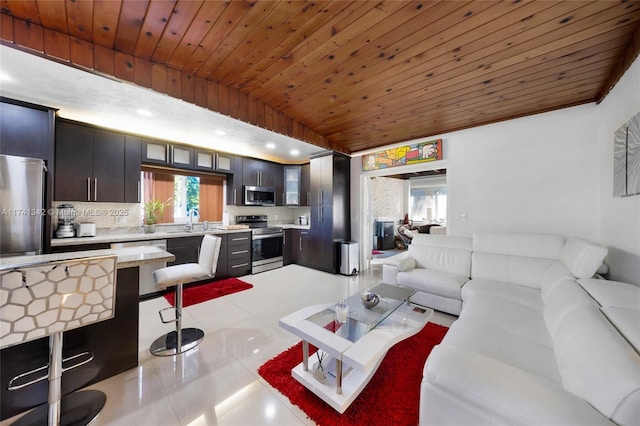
xmin=52 ymin=201 xmax=310 ymax=230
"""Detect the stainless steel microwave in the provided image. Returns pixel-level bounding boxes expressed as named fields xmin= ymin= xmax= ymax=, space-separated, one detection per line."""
xmin=244 ymin=185 xmax=276 ymax=206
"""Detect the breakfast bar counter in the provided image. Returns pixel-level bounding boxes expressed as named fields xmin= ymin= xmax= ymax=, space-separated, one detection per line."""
xmin=0 ymin=246 xmax=174 ymax=420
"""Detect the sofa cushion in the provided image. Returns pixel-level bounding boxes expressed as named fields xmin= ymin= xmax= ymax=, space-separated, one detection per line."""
xmin=397 ymin=269 xmax=468 ymax=299
xmin=423 ymin=345 xmax=614 ymax=426
xmin=543 ymin=279 xmax=598 ymax=339
xmin=441 ymin=318 xmax=561 ymax=384
xmin=552 ymin=305 xmax=640 ymax=426
xmin=473 ymin=232 xmax=566 ymax=259
xmin=471 ymin=253 xmax=564 ymax=289
xmin=561 ymin=238 xmax=608 ymax=279
xmin=578 ymin=278 xmax=640 ymax=309
xmin=461 ymin=278 xmax=543 ymax=308
xmin=408 ymin=234 xmax=472 ymax=277
xmin=602 ymin=307 xmax=640 ymax=352
xmin=460 ymin=293 xmax=552 ymax=347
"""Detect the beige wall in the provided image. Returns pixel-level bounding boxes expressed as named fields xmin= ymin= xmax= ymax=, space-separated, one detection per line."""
xmin=370 ymin=176 xmax=406 ymax=225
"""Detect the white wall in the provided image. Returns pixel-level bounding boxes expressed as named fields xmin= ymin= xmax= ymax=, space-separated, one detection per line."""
xmin=352 ymin=56 xmax=640 ymax=284
xmin=596 ymin=56 xmax=640 ymax=285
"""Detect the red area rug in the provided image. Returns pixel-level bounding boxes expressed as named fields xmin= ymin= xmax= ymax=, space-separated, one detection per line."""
xmin=258 ymin=322 xmax=448 ymax=426
xmin=372 ymin=249 xmax=384 ymax=255
xmin=164 ymin=277 xmax=253 ymax=307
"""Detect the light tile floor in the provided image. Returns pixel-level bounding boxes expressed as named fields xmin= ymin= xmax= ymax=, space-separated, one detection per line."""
xmin=3 ymin=265 xmax=456 ymax=426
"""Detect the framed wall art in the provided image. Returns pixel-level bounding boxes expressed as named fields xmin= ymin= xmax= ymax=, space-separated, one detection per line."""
xmin=614 ymin=112 xmax=640 ymax=197
xmin=362 ymin=139 xmax=442 ymax=171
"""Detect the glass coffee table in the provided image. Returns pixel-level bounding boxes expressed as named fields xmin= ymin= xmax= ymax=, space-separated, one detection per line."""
xmin=279 ymin=283 xmax=433 ymax=413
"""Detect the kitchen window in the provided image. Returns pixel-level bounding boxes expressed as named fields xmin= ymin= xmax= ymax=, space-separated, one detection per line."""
xmin=141 ymin=167 xmax=224 ymax=223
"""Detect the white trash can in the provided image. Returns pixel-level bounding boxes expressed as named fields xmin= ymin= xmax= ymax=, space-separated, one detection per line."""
xmin=340 ymin=241 xmax=359 ymax=276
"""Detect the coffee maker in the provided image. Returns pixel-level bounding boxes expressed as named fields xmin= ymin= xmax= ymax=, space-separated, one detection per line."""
xmin=56 ymin=204 xmax=77 ymax=238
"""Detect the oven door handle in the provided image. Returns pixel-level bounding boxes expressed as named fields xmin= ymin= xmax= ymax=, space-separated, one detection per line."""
xmin=252 ymin=233 xmax=283 ymax=240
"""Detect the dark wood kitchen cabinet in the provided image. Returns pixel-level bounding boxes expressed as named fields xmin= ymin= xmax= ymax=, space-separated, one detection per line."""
xmin=285 ymin=228 xmax=311 ymax=266
xmin=308 ymin=152 xmax=350 ymax=273
xmin=242 ymin=158 xmax=284 ymax=205
xmin=226 ymin=155 xmax=243 ymax=206
xmin=124 ymin=136 xmax=142 ymax=203
xmin=55 ymin=121 xmax=126 ymax=202
xmin=227 ymin=232 xmax=251 ymax=276
xmin=142 ymin=140 xmax=193 ymax=169
xmin=300 ymin=163 xmax=311 ymax=206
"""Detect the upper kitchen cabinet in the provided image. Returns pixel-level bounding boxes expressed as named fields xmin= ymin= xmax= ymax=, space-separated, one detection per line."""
xmin=283 ymin=166 xmax=301 ymax=206
xmin=142 ymin=140 xmax=193 ymax=169
xmin=242 ymin=158 xmax=284 ymax=204
xmin=55 ymin=121 xmax=125 ymax=202
xmin=124 ymin=136 xmax=142 ymax=203
xmin=300 ymin=163 xmax=311 ymax=206
xmin=193 ymin=149 xmax=215 ymax=171
xmin=215 ymin=152 xmax=234 ymax=173
xmin=226 ymin=155 xmax=243 ymax=206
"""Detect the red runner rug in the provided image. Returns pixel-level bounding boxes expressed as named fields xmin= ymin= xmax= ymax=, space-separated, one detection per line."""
xmin=258 ymin=322 xmax=448 ymax=426
xmin=164 ymin=277 xmax=253 ymax=308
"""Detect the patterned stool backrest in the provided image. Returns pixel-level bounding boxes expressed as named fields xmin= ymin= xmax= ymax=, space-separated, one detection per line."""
xmin=0 ymin=255 xmax=117 ymax=349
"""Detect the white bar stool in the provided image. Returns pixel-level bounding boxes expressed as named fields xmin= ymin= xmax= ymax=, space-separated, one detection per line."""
xmin=1 ymin=255 xmax=118 ymax=426
xmin=150 ymin=234 xmax=222 ymax=357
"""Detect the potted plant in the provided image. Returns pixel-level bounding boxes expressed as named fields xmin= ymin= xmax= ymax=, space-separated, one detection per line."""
xmin=143 ymin=198 xmax=169 ymax=233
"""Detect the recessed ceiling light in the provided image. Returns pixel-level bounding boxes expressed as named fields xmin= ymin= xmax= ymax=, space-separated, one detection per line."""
xmin=0 ymin=72 xmax=12 ymax=82
xmin=215 ymin=129 xmax=226 ymax=136
xmin=290 ymin=149 xmax=300 ymax=156
xmin=136 ymin=109 xmax=152 ymax=117
xmin=266 ymin=142 xmax=276 ymax=149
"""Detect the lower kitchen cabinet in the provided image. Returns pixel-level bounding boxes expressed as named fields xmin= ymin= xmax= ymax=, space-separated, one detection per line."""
xmin=166 ymin=232 xmax=250 ymax=279
xmin=284 ymin=229 xmax=311 ymax=267
xmin=227 ymin=232 xmax=251 ymax=276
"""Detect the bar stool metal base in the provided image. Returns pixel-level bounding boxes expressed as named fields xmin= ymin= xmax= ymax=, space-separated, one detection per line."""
xmin=150 ymin=328 xmax=204 ymax=357
xmin=12 ymin=390 xmax=106 ymax=426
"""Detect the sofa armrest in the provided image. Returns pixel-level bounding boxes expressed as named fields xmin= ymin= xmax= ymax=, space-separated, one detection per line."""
xmin=382 ymin=253 xmax=415 ymax=286
xmin=423 ymin=345 xmax=612 ymax=425
xmin=384 ymin=253 xmax=416 ymax=272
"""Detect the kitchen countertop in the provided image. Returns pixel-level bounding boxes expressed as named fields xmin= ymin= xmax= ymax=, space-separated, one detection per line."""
xmin=50 ymin=227 xmax=252 ymax=247
xmin=0 ymin=245 xmax=175 ymax=270
xmin=51 ymin=224 xmax=311 ymax=247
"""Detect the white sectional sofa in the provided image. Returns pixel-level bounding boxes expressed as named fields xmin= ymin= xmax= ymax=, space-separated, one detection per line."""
xmin=384 ymin=231 xmax=640 ymax=425
xmin=382 ymin=234 xmax=472 ymax=315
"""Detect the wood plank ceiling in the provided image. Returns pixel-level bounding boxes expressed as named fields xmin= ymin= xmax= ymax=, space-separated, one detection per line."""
xmin=2 ymin=0 xmax=640 ymax=154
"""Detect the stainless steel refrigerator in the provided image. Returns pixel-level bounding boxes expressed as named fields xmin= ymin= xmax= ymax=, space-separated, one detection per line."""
xmin=0 ymin=154 xmax=46 ymax=257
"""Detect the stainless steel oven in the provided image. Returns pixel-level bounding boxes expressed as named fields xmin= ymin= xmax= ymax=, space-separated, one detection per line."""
xmin=236 ymin=215 xmax=283 ymax=274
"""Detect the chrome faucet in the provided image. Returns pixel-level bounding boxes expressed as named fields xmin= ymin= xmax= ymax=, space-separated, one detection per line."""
xmin=186 ymin=209 xmax=195 ymax=231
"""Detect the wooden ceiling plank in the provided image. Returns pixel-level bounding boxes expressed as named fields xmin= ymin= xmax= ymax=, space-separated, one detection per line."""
xmin=276 ymin=3 xmax=560 ymax=126
xmin=283 ymin=1 xmax=600 ymax=119
xmin=166 ymin=0 xmax=226 ymax=72
xmin=185 ymin=1 xmax=255 ymax=78
xmin=316 ymin=32 xmax=629 ymax=133
xmin=320 ymin=48 xmax=621 ymax=136
xmin=65 ymin=0 xmax=94 ymax=41
xmin=252 ymin=0 xmax=426 ymax=104
xmin=393 ymin=66 xmax=613 ymax=127
xmin=36 ymin=0 xmax=67 ymax=32
xmin=198 ymin=0 xmax=283 ymax=82
xmin=305 ymin=5 xmax=640 ymax=131
xmin=150 ymin=0 xmax=203 ymax=64
xmin=114 ymin=0 xmax=149 ymax=55
xmin=597 ymin=21 xmax=640 ymax=103
xmin=240 ymin=1 xmax=397 ymax=94
xmin=222 ymin=0 xmax=338 ymax=89
xmin=209 ymin=0 xmax=324 ymax=84
xmin=4 ymin=0 xmax=41 ymax=25
xmin=92 ymin=0 xmax=122 ymax=49
xmin=264 ymin=1 xmax=497 ymax=108
xmin=337 ymin=78 xmax=605 ymax=145
xmin=133 ymin=0 xmax=176 ymax=60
